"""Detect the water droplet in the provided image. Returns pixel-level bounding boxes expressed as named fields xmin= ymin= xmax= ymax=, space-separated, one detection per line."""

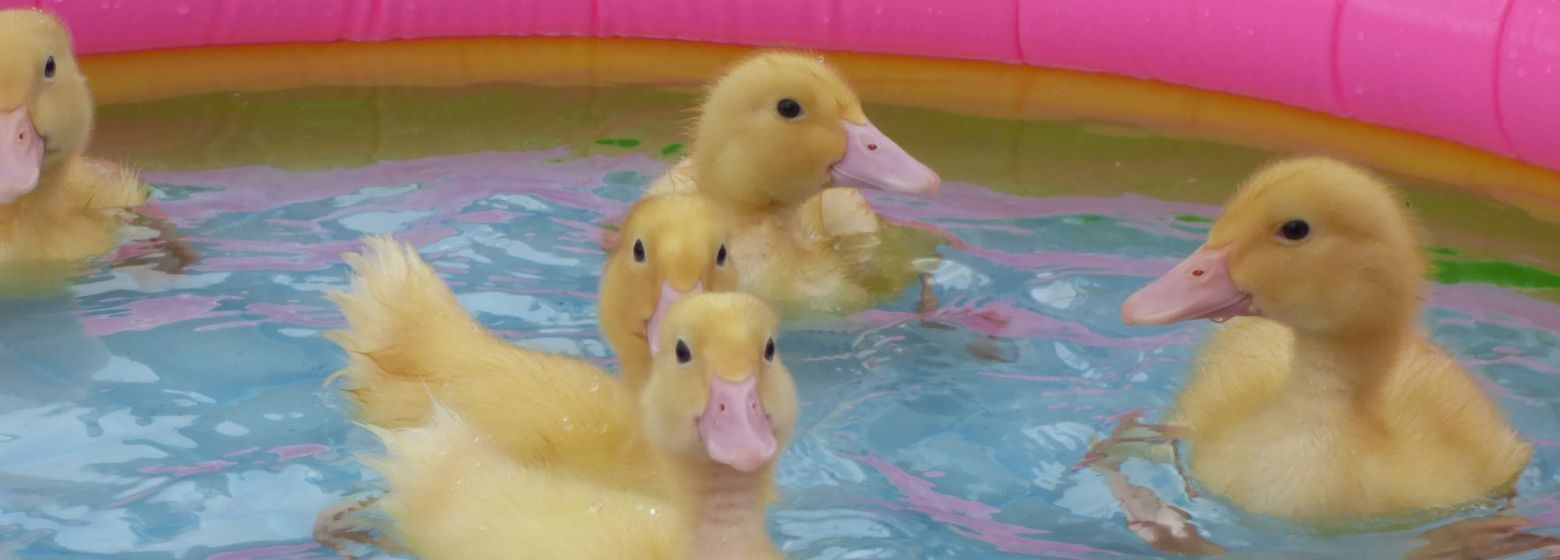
xmin=588 ymin=381 xmax=600 ymax=392
xmin=1356 ymin=31 xmax=1366 ymax=40
xmin=173 ymin=4 xmax=190 ymax=14
xmin=649 ymin=507 xmax=660 ymax=516
xmin=589 ymin=503 xmax=603 ymax=514
xmin=1353 ymin=86 xmax=1366 ymax=95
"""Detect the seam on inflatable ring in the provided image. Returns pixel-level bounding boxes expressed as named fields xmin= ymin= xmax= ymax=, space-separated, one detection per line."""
xmin=1011 ymin=0 xmax=1024 ymax=62
xmin=1328 ymin=0 xmax=1351 ymax=117
xmin=1490 ymin=0 xmax=1519 ymax=156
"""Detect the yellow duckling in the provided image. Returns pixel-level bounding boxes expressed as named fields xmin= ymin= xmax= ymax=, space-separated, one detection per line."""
xmin=646 ymin=51 xmax=941 ymax=314
xmin=329 ymin=204 xmax=744 ymax=491
xmin=330 ymin=235 xmax=651 ymax=489
xmin=1121 ymin=157 xmax=1531 ymax=523
xmin=600 ymin=194 xmax=739 ymax=393
xmin=0 ymin=10 xmax=147 ymax=263
xmin=367 ymin=292 xmax=797 ymax=559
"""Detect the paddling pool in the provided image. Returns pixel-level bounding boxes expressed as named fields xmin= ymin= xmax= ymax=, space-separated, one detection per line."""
xmin=1 ymin=4 xmax=1558 ymax=559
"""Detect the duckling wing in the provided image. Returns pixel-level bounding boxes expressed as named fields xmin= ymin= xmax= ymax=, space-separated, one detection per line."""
xmin=798 ymin=188 xmax=880 ymax=273
xmin=644 ymin=159 xmax=698 ymax=197
xmin=71 ymin=158 xmax=148 ymax=210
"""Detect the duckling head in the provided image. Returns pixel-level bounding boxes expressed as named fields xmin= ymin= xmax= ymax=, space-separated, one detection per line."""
xmin=0 ymin=10 xmax=92 ymax=203
xmin=1123 ymin=157 xmax=1425 ymax=334
xmin=691 ymin=51 xmax=940 ymax=209
xmin=601 ymin=194 xmax=739 ymax=368
xmin=640 ymin=292 xmax=798 ymax=473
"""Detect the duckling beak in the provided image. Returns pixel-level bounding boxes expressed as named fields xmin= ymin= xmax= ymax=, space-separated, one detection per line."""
xmin=647 ymin=280 xmax=702 ymax=357
xmin=830 ymin=119 xmax=940 ymax=195
xmin=0 ymin=105 xmax=44 ymax=203
xmin=697 ymin=375 xmax=777 ymax=472
xmin=1122 ymin=245 xmax=1252 ymax=325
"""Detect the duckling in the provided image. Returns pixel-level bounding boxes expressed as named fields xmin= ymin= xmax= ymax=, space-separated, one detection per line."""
xmin=600 ymin=194 xmax=739 ymax=393
xmin=645 ymin=51 xmax=941 ymax=314
xmin=0 ymin=10 xmax=149 ymax=263
xmin=1120 ymin=157 xmax=1531 ymax=522
xmin=329 ymin=235 xmax=658 ymax=490
xmin=365 ymin=292 xmax=797 ymax=560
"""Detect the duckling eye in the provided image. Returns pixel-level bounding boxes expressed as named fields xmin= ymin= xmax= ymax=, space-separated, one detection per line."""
xmin=43 ymin=56 xmax=56 ymax=80
xmin=1279 ymin=219 xmax=1310 ymax=241
xmin=776 ymin=98 xmax=803 ymax=120
xmin=763 ymin=338 xmax=775 ymax=362
xmin=675 ymin=339 xmax=692 ymax=364
xmin=632 ymin=239 xmax=646 ymax=263
xmin=715 ymin=243 xmax=727 ymax=267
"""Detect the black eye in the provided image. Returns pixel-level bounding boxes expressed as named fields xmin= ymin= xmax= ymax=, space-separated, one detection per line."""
xmin=776 ymin=98 xmax=803 ymax=119
xmin=43 ymin=56 xmax=56 ymax=80
xmin=716 ymin=244 xmax=727 ymax=267
xmin=675 ymin=339 xmax=692 ymax=364
xmin=632 ymin=239 xmax=646 ymax=263
xmin=763 ymin=338 xmax=775 ymax=362
xmin=1280 ymin=219 xmax=1310 ymax=241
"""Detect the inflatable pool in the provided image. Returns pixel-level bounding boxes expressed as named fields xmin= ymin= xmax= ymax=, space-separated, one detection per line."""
xmin=0 ymin=2 xmax=1557 ymax=559
xmin=10 ymin=0 xmax=1560 ymax=183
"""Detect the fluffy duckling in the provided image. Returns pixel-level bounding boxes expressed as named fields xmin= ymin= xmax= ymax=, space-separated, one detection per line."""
xmin=600 ymin=194 xmax=739 ymax=393
xmin=367 ymin=292 xmax=797 ymax=560
xmin=1121 ymin=157 xmax=1531 ymax=522
xmin=0 ymin=10 xmax=148 ymax=263
xmin=329 ymin=235 xmax=660 ymax=490
xmin=646 ymin=51 xmax=940 ymax=314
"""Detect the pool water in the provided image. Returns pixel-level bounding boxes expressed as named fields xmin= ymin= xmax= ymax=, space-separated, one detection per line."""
xmin=1 ymin=81 xmax=1558 ymax=559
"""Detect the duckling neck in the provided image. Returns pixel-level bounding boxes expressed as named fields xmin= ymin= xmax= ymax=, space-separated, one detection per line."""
xmin=1284 ymin=322 xmax=1412 ymax=405
xmin=6 ymin=163 xmax=72 ymax=212
xmin=692 ymin=156 xmax=817 ymax=214
xmin=678 ymin=461 xmax=776 ymax=560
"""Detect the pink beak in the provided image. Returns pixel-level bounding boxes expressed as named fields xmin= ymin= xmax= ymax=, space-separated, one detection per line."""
xmin=696 ymin=375 xmax=777 ymax=472
xmin=829 ymin=118 xmax=940 ymax=195
xmin=647 ymin=280 xmax=702 ymax=357
xmin=0 ymin=106 xmax=44 ymax=204
xmin=1121 ymin=245 xmax=1253 ymax=325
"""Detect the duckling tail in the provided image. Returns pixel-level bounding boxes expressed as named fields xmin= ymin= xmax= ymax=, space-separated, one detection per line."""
xmin=325 ymin=235 xmax=501 ymax=427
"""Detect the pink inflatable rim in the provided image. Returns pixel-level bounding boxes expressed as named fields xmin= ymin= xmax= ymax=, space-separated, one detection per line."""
xmin=3 ymin=0 xmax=1558 ymax=173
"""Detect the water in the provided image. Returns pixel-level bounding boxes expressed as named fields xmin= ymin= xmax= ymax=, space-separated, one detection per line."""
xmin=1 ymin=82 xmax=1558 ymax=559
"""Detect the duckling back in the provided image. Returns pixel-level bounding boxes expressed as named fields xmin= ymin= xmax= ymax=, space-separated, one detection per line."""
xmin=370 ymin=408 xmax=682 ymax=560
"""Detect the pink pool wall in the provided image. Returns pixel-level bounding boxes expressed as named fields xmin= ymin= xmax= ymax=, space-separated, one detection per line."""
xmin=4 ymin=0 xmax=1558 ymax=172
